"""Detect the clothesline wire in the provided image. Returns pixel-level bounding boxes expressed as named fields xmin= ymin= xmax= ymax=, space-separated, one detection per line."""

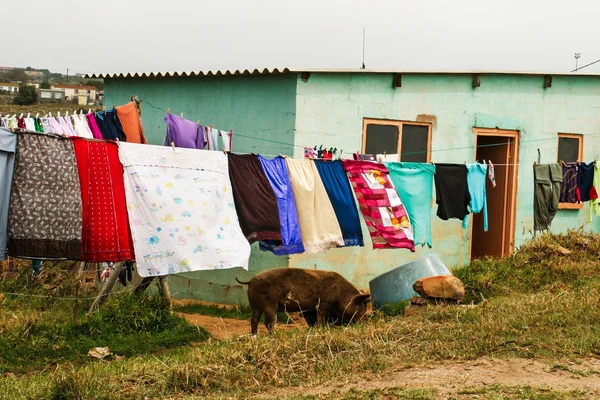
xmin=0 ymin=284 xmax=140 ymax=301
xmin=138 ymin=98 xmax=600 ymax=158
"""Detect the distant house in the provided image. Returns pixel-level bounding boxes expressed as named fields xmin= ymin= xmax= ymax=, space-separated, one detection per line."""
xmin=38 ymin=88 xmax=65 ymax=103
xmin=51 ymin=84 xmax=97 ymax=101
xmin=24 ymin=70 xmax=44 ymax=78
xmin=0 ymin=82 xmax=19 ymax=94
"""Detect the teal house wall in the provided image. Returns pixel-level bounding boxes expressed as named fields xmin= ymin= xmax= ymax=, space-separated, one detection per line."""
xmin=291 ymin=72 xmax=600 ymax=288
xmin=104 ymin=74 xmax=297 ymax=303
xmin=100 ymin=69 xmax=600 ymax=304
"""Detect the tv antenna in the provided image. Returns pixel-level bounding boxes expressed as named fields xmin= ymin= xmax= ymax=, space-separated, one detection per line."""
xmin=361 ymin=27 xmax=366 ymax=69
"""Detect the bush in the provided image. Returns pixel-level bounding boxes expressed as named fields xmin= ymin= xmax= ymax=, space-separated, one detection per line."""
xmin=13 ymin=84 xmax=37 ymax=105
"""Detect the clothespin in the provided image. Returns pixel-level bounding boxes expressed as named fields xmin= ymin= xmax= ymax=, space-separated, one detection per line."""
xmin=35 ymin=113 xmax=39 ymax=118
xmin=57 ymin=112 xmax=61 ymax=117
xmin=210 ymin=125 xmax=213 ymax=131
xmin=464 ymin=160 xmax=467 ymax=164
xmin=384 ymin=150 xmax=387 ymax=157
xmin=19 ymin=113 xmax=23 ymax=118
xmin=49 ymin=112 xmax=53 ymax=118
xmin=483 ymin=159 xmax=487 ymax=164
xmin=252 ymin=152 xmax=257 ymax=155
xmin=103 ymin=106 xmax=106 ymax=113
xmin=116 ymin=138 xmax=120 ymax=146
xmin=431 ymin=160 xmax=435 ymax=166
xmin=180 ymin=112 xmax=184 ymax=119
xmin=167 ymin=108 xmax=171 ymax=114
xmin=197 ymin=120 xmax=200 ymax=125
xmin=222 ymin=149 xmax=227 ymax=154
xmin=171 ymin=142 xmax=175 ymax=151
xmin=65 ymin=111 xmax=69 ymax=117
xmin=26 ymin=112 xmax=30 ymax=118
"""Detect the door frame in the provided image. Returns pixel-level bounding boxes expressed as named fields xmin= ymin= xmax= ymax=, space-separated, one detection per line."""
xmin=470 ymin=127 xmax=520 ymax=259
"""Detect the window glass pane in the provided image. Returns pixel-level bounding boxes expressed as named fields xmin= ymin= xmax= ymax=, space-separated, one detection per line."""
xmin=557 ymin=137 xmax=580 ymax=162
xmin=364 ymin=124 xmax=399 ymax=155
xmin=401 ymin=124 xmax=429 ymax=162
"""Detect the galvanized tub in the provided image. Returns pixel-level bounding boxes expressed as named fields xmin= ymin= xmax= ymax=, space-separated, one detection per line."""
xmin=368 ymin=254 xmax=452 ymax=308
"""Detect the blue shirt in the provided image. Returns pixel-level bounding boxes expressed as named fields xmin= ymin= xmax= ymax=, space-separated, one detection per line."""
xmin=463 ymin=163 xmax=488 ymax=231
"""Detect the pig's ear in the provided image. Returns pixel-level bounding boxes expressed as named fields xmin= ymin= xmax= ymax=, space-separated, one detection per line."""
xmin=353 ymin=294 xmax=371 ymax=304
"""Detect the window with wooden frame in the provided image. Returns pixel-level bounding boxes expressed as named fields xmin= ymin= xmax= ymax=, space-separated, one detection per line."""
xmin=362 ymin=118 xmax=432 ymax=162
xmin=557 ymin=133 xmax=584 ymax=209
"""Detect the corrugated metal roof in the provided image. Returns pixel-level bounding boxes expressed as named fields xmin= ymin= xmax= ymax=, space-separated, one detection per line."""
xmin=86 ymin=67 xmax=600 ymax=79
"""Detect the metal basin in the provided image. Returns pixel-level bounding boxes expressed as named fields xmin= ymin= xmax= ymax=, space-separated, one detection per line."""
xmin=369 ymin=254 xmax=451 ymax=308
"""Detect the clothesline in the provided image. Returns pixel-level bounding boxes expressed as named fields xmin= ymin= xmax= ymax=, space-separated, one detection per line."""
xmin=139 ymin=98 xmax=600 ymax=158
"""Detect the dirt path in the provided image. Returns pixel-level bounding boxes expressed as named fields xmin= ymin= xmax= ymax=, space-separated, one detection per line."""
xmin=257 ymin=358 xmax=600 ymax=398
xmin=179 ymin=313 xmax=304 ymax=340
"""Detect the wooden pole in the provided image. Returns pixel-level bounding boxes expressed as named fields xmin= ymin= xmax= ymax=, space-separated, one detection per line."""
xmin=72 ymin=262 xmax=87 ymax=320
xmin=158 ymin=276 xmax=173 ymax=310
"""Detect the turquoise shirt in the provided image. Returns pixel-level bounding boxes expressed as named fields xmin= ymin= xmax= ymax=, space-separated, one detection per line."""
xmin=463 ymin=163 xmax=488 ymax=231
xmin=385 ymin=162 xmax=436 ymax=248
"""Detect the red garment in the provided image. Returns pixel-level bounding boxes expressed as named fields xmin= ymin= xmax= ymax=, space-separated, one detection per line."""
xmin=72 ymin=138 xmax=134 ymax=262
xmin=342 ymin=160 xmax=415 ymax=251
xmin=591 ymin=186 xmax=598 ymax=200
xmin=17 ymin=117 xmax=25 ymax=129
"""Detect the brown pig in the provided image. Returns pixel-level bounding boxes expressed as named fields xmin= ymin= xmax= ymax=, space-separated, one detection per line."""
xmin=236 ymin=268 xmax=370 ymax=335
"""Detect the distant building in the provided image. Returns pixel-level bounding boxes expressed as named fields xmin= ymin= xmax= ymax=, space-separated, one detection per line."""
xmin=38 ymin=88 xmax=65 ymax=103
xmin=24 ymin=70 xmax=44 ymax=78
xmin=51 ymin=84 xmax=97 ymax=101
xmin=0 ymin=66 xmax=14 ymax=72
xmin=0 ymin=82 xmax=19 ymax=94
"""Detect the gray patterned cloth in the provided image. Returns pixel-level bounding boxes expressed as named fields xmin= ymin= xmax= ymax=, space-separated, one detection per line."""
xmin=8 ymin=131 xmax=82 ymax=259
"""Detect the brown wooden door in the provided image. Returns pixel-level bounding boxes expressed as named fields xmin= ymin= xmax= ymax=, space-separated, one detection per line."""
xmin=470 ymin=131 xmax=519 ymax=260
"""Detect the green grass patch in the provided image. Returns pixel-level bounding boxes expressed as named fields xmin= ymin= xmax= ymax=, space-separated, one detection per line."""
xmin=453 ymin=229 xmax=600 ymax=303
xmin=378 ymin=299 xmax=409 ymax=317
xmin=0 ymin=293 xmax=209 ymax=374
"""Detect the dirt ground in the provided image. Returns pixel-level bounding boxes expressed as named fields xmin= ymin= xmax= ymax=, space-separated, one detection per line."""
xmin=258 ymin=358 xmax=600 ymax=399
xmin=179 ymin=313 xmax=307 ymax=340
xmin=181 ymin=314 xmax=600 ymax=398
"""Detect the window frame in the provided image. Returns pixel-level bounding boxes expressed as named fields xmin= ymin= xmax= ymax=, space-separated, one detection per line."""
xmin=557 ymin=132 xmax=584 ymax=210
xmin=361 ymin=118 xmax=432 ymax=162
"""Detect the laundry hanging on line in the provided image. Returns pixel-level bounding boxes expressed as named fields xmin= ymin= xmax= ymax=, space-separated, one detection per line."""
xmin=0 ymin=127 xmax=16 ymax=261
xmin=118 ymin=142 xmax=251 ymax=277
xmin=8 ymin=131 xmax=83 ymax=260
xmin=343 ymin=160 xmax=415 ymax=251
xmin=386 ymin=162 xmax=435 ymax=248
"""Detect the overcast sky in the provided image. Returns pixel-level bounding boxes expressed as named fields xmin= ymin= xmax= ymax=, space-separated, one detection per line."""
xmin=2 ymin=0 xmax=599 ymax=75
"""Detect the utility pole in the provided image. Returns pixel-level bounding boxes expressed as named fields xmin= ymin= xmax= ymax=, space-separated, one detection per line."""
xmin=574 ymin=53 xmax=581 ymax=72
xmin=66 ymin=68 xmax=69 ymax=84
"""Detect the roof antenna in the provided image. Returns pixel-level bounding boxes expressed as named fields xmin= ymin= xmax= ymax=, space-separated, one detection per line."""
xmin=361 ymin=27 xmax=366 ymax=70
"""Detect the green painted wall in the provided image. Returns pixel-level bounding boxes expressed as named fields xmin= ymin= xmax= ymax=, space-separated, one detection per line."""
xmin=104 ymin=74 xmax=297 ymax=304
xmin=104 ymin=75 xmax=297 ymax=155
xmin=292 ymin=73 xmax=600 ymax=289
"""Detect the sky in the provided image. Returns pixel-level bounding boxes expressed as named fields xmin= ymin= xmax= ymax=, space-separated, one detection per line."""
xmin=2 ymin=0 xmax=600 ymax=75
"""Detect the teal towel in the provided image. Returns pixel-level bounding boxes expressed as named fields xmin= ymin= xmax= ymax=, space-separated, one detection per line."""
xmin=385 ymin=162 xmax=435 ymax=248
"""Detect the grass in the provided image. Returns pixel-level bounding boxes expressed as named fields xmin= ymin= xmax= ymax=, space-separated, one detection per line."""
xmin=0 ymin=263 xmax=209 ymax=374
xmin=0 ymin=231 xmax=600 ymax=399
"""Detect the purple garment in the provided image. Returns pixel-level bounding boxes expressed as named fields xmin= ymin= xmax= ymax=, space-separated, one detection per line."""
xmin=560 ymin=162 xmax=578 ymax=203
xmin=258 ymin=155 xmax=304 ymax=255
xmin=163 ymin=113 xmax=206 ymax=149
xmin=48 ymin=117 xmax=64 ymax=134
xmin=58 ymin=116 xmax=75 ymax=136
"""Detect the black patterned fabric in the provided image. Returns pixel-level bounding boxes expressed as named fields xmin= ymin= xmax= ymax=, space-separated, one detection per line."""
xmin=8 ymin=131 xmax=82 ymax=259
